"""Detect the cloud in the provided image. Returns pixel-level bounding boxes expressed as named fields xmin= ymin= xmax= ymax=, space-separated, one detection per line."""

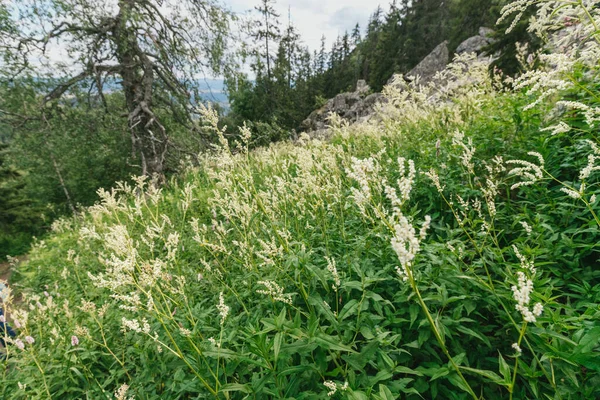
xmin=227 ymin=1 xmax=387 ymax=52
xmin=328 ymin=6 xmax=370 ymax=33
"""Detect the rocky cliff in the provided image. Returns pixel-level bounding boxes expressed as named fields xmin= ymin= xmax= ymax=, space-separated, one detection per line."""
xmin=302 ymin=28 xmax=495 ymax=133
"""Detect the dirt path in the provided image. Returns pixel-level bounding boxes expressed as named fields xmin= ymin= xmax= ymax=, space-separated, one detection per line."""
xmin=0 ymin=256 xmax=25 ymax=283
xmin=0 ymin=260 xmax=10 ymax=282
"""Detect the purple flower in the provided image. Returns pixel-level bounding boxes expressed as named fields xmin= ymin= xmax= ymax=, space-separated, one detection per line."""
xmin=15 ymin=339 xmax=25 ymax=350
xmin=25 ymin=336 xmax=35 ymax=344
xmin=71 ymin=335 xmax=79 ymax=346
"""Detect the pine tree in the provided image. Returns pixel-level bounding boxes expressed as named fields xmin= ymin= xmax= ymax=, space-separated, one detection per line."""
xmin=317 ymin=35 xmax=328 ymax=75
xmin=342 ymin=31 xmax=350 ymax=59
xmin=253 ymin=0 xmax=281 ymax=83
xmin=351 ymin=23 xmax=362 ymax=47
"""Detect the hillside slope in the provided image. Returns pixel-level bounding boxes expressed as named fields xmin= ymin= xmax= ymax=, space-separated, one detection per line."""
xmin=2 ymin=6 xmax=600 ymax=399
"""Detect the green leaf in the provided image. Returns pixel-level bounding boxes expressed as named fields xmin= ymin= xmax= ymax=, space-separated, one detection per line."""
xmin=280 ymin=339 xmax=318 ymax=355
xmin=446 ymin=372 xmax=472 ymax=394
xmin=273 ymin=332 xmax=283 ymax=362
xmin=460 ymin=366 xmax=508 ymax=386
xmin=575 ymin=327 xmax=600 ymax=354
xmin=368 ymin=370 xmax=394 ymax=386
xmin=278 ymin=365 xmax=315 ymax=376
xmin=315 ymin=333 xmax=356 ymax=353
xmin=431 ymin=367 xmax=450 ymax=380
xmin=394 ymin=366 xmax=423 ymax=376
xmin=455 ymin=325 xmax=492 ymax=347
xmin=348 ymin=390 xmax=369 ymax=400
xmin=220 ymin=383 xmax=251 ymax=393
xmin=498 ymin=353 xmax=511 ymax=384
xmin=343 ymin=340 xmax=378 ymax=370
xmin=339 ymin=299 xmax=359 ymax=321
xmin=409 ymin=304 xmax=420 ymax=327
xmin=308 ymin=294 xmax=338 ymax=327
xmin=378 ymin=384 xmax=396 ymax=400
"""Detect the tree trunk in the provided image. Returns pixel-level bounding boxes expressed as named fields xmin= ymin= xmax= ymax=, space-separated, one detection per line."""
xmin=115 ymin=0 xmax=167 ymax=180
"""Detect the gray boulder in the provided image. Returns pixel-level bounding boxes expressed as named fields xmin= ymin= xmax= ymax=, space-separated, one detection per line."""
xmin=406 ymin=41 xmax=450 ymax=84
xmin=479 ymin=27 xmax=494 ymax=38
xmin=456 ymin=27 xmax=495 ymax=55
xmin=302 ymin=81 xmax=382 ymax=132
xmin=355 ymin=79 xmax=370 ymax=95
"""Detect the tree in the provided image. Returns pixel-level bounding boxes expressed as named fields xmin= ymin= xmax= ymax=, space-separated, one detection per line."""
xmin=351 ymin=23 xmax=362 ymax=47
xmin=317 ymin=35 xmax=328 ymax=75
xmin=253 ymin=0 xmax=281 ymax=84
xmin=0 ymin=0 xmax=232 ymax=178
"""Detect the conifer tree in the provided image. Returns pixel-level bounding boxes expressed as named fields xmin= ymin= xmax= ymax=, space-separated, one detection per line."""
xmin=351 ymin=23 xmax=362 ymax=47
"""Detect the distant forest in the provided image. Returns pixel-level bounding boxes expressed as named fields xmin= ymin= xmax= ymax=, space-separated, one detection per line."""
xmin=224 ymin=0 xmax=518 ymax=132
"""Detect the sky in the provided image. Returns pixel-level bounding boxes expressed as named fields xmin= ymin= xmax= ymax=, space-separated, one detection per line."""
xmin=226 ymin=0 xmax=388 ymax=53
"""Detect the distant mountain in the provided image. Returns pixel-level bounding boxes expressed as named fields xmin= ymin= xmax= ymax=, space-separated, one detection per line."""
xmin=196 ymin=78 xmax=229 ymax=110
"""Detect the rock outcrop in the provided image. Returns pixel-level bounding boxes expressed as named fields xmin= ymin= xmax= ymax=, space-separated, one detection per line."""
xmin=407 ymin=40 xmax=450 ymax=83
xmin=303 ymin=29 xmax=496 ymax=133
xmin=386 ymin=40 xmax=451 ymax=88
xmin=456 ymin=27 xmax=495 ymax=56
xmin=302 ymin=80 xmax=381 ymax=132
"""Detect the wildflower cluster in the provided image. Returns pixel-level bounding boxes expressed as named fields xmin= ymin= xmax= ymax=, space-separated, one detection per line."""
xmin=256 ymin=281 xmax=293 ymax=305
xmin=512 ymin=270 xmax=544 ymax=323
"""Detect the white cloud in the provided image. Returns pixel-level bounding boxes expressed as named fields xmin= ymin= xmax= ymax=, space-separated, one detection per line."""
xmin=226 ymin=0 xmax=387 ymax=52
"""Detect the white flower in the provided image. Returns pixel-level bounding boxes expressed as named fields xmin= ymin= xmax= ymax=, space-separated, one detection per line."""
xmin=532 ymin=302 xmax=544 ymax=316
xmin=325 ymin=257 xmax=341 ymax=290
xmin=511 ymin=271 xmax=542 ymax=323
xmin=561 ymin=187 xmax=581 ymax=199
xmin=115 ymin=383 xmax=130 ymax=400
xmin=25 ymin=336 xmax=35 ymax=344
xmin=121 ymin=318 xmax=142 ymax=333
xmin=507 ymin=152 xmax=544 ymax=190
xmin=217 ymin=292 xmax=229 ymax=324
xmin=324 ymin=381 xmax=337 ymax=396
xmin=419 ymin=215 xmax=432 ymax=241
xmin=256 ymin=281 xmax=293 ymax=305
xmin=513 ymin=245 xmax=536 ymax=274
xmin=391 ymin=215 xmax=430 ymax=281
xmin=541 ymin=121 xmax=571 ymax=135
xmin=519 ymin=221 xmax=532 ymax=236
xmin=512 ymin=343 xmax=522 ymax=354
xmin=15 ymin=339 xmax=25 ymax=350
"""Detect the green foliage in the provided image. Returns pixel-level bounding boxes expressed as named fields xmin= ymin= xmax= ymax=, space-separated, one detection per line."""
xmin=3 ymin=38 xmax=600 ymax=398
xmin=2 ymin=1 xmax=600 ymax=399
xmin=0 ymin=81 xmax=136 ymax=256
xmin=0 ymin=144 xmax=43 ymax=258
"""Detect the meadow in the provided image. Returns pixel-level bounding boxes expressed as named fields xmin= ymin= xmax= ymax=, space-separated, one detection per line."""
xmin=1 ymin=1 xmax=600 ymax=399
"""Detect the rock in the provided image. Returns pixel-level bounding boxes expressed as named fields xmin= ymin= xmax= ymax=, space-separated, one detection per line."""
xmin=456 ymin=36 xmax=490 ymax=54
xmin=456 ymin=27 xmax=496 ymax=55
xmin=386 ymin=73 xmax=409 ymax=89
xmin=479 ymin=27 xmax=494 ymax=38
xmin=302 ymin=81 xmax=382 ymax=132
xmin=406 ymin=41 xmax=449 ymax=84
xmin=364 ymin=93 xmax=385 ymax=108
xmin=355 ymin=80 xmax=370 ymax=96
